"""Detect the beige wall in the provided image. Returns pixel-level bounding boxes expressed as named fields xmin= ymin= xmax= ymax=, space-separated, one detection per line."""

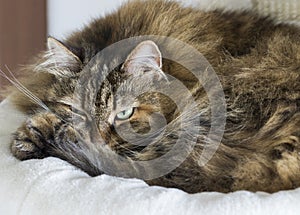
xmin=0 ymin=0 xmax=47 ymax=95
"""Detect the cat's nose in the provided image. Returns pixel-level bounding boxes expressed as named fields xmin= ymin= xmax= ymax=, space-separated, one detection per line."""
xmin=97 ymin=123 xmax=113 ymax=145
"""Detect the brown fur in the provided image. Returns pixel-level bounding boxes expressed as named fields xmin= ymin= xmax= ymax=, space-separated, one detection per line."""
xmin=5 ymin=0 xmax=300 ymax=193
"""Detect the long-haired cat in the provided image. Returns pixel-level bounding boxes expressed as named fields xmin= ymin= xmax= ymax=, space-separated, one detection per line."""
xmin=3 ymin=0 xmax=300 ymax=193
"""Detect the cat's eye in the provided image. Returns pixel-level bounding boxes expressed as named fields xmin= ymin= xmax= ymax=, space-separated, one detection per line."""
xmin=115 ymin=108 xmax=135 ymax=120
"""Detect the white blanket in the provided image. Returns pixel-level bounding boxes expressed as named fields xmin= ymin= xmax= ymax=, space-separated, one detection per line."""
xmin=2 ymin=0 xmax=300 ymax=214
xmin=1 ymin=100 xmax=300 ymax=215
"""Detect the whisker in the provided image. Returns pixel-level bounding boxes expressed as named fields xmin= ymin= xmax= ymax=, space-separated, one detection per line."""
xmin=0 ymin=69 xmax=40 ymax=105
xmin=0 ymin=66 xmax=72 ymax=125
xmin=5 ymin=66 xmax=50 ymax=110
xmin=1 ymin=66 xmax=50 ymax=111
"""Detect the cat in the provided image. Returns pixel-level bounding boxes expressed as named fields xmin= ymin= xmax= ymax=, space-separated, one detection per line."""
xmin=3 ymin=0 xmax=300 ymax=193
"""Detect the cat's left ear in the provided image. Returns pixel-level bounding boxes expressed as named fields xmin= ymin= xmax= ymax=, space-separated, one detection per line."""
xmin=122 ymin=40 xmax=162 ymax=75
xmin=44 ymin=37 xmax=82 ymax=72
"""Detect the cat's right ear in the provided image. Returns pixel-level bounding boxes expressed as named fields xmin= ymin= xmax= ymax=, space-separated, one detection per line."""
xmin=36 ymin=37 xmax=82 ymax=75
xmin=122 ymin=40 xmax=162 ymax=75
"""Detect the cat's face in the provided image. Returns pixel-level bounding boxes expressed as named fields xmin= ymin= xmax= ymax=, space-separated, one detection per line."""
xmin=47 ymin=38 xmax=178 ymax=158
xmin=97 ymin=41 xmax=178 ymax=156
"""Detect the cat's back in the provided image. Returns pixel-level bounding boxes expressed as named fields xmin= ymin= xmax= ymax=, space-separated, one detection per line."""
xmin=64 ymin=0 xmax=300 ymax=69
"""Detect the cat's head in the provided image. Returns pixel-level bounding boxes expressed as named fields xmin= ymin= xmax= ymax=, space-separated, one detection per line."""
xmin=45 ymin=38 xmax=184 ymax=159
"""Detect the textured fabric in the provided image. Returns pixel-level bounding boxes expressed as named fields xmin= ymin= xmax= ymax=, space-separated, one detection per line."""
xmin=186 ymin=0 xmax=300 ymax=24
xmin=252 ymin=0 xmax=300 ymax=24
xmin=1 ymin=99 xmax=300 ymax=215
xmin=182 ymin=0 xmax=253 ymax=11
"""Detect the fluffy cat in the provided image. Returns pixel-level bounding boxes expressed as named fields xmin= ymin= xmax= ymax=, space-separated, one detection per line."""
xmin=4 ymin=0 xmax=300 ymax=193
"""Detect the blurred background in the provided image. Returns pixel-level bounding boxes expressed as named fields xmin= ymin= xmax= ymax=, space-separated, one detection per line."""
xmin=0 ymin=0 xmax=126 ymax=92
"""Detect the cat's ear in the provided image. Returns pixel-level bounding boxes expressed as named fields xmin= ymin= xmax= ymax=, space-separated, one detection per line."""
xmin=41 ymin=37 xmax=82 ymax=73
xmin=122 ymin=40 xmax=162 ymax=74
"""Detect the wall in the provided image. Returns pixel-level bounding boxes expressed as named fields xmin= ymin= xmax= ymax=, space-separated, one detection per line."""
xmin=0 ymin=0 xmax=46 ymax=97
xmin=47 ymin=0 xmax=254 ymax=40
xmin=47 ymin=0 xmax=126 ymax=39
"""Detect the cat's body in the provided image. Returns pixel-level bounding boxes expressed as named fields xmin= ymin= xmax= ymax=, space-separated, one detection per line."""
xmin=7 ymin=0 xmax=300 ymax=193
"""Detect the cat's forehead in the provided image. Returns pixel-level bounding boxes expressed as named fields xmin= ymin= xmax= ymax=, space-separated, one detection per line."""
xmin=113 ymin=78 xmax=140 ymax=109
xmin=88 ymin=45 xmax=165 ymax=111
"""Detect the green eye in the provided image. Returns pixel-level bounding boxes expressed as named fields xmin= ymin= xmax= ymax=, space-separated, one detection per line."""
xmin=116 ymin=108 xmax=135 ymax=120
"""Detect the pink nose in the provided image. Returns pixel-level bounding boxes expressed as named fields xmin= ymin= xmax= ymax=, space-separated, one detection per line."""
xmin=96 ymin=124 xmax=111 ymax=146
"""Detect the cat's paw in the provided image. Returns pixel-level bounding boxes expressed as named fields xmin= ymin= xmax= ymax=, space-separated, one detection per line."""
xmin=11 ymin=112 xmax=62 ymax=160
xmin=11 ymin=138 xmax=45 ymax=160
xmin=11 ymin=122 xmax=47 ymax=160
